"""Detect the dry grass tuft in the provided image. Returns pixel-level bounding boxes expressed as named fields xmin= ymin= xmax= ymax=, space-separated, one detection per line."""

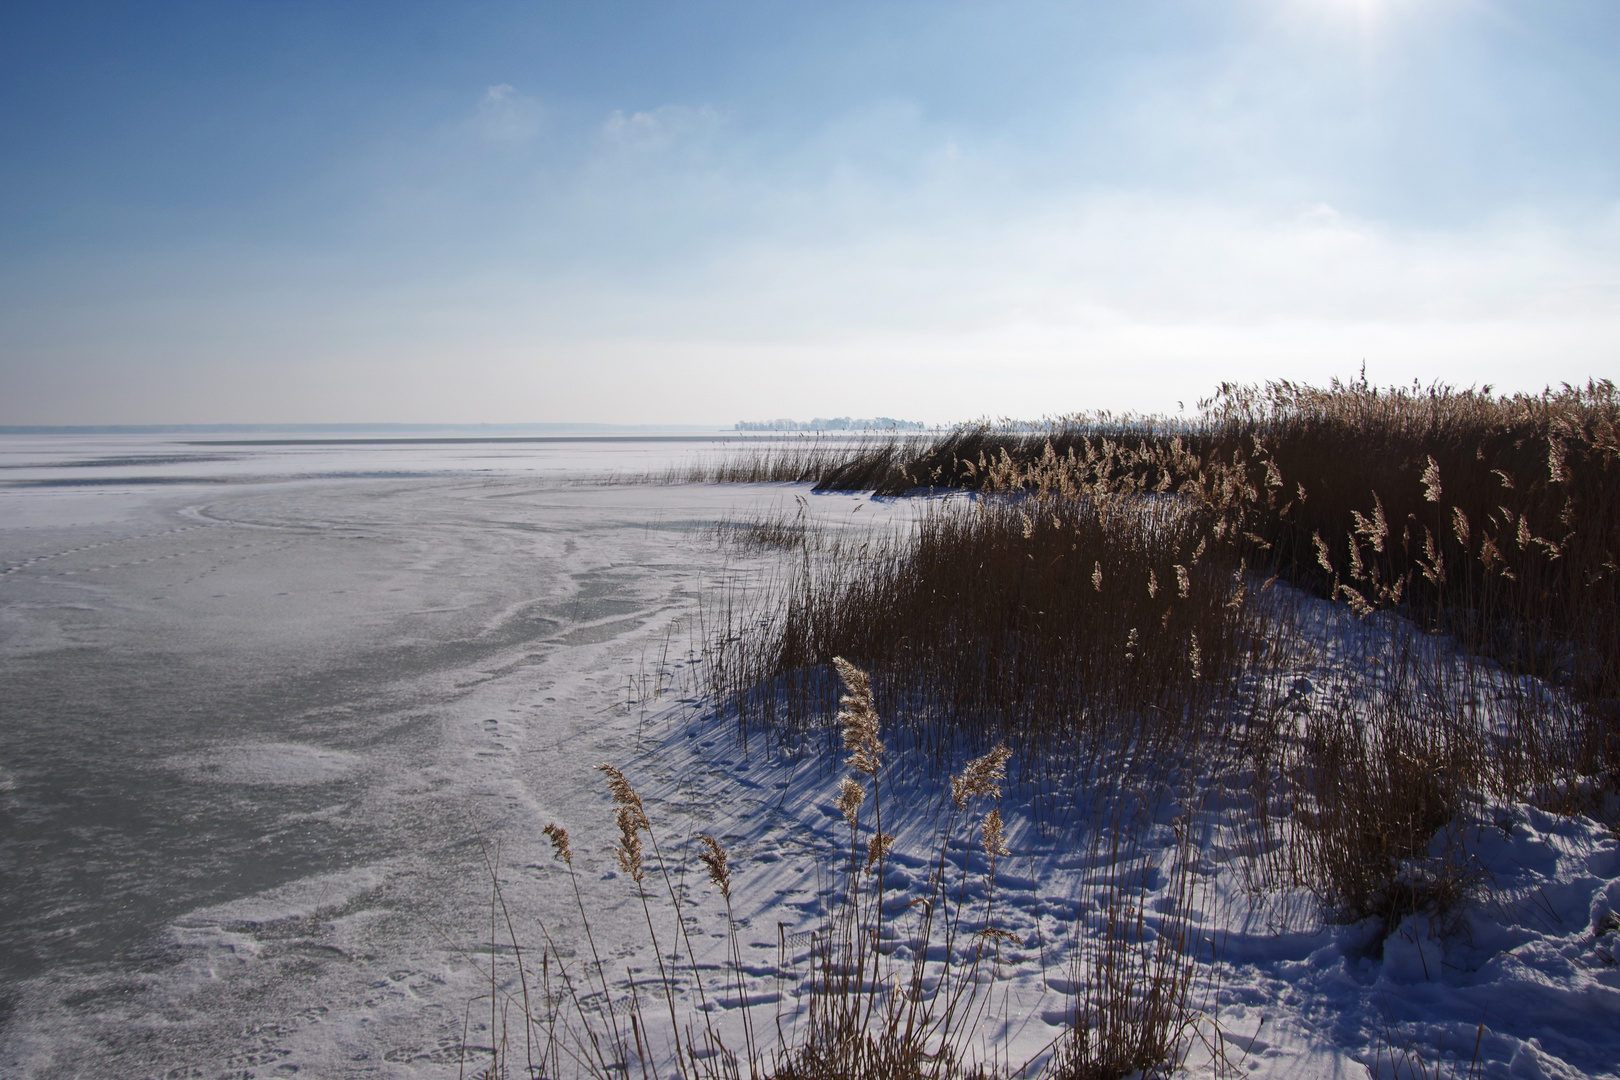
xmin=717 ymin=496 xmax=817 ymax=554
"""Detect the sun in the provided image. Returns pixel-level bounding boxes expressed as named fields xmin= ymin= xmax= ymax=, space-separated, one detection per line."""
xmin=1285 ymin=0 xmax=1406 ymax=42
xmin=1314 ymin=0 xmax=1386 ymax=19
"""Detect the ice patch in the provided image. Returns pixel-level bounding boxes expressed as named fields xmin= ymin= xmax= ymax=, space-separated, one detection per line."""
xmin=166 ymin=741 xmax=363 ymax=785
xmin=176 ymin=864 xmax=389 ymax=928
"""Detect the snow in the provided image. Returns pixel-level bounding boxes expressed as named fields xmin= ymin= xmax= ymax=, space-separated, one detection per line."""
xmin=0 ymin=434 xmax=1615 ymax=1078
xmin=593 ymin=705 xmax=1619 ymax=1079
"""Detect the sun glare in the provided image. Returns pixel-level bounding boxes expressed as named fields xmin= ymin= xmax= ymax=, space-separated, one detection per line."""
xmin=1277 ymin=0 xmax=1415 ymax=52
xmin=1297 ymin=0 xmax=1396 ymax=32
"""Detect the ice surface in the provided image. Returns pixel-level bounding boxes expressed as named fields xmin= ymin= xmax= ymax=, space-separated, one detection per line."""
xmin=0 ymin=434 xmax=916 ymax=1077
xmin=0 ymin=434 xmax=1616 ymax=1079
xmin=164 ymin=743 xmax=367 ymax=786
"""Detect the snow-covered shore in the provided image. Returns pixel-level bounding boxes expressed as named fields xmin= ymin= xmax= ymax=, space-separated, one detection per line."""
xmin=554 ymin=589 xmax=1620 ymax=1080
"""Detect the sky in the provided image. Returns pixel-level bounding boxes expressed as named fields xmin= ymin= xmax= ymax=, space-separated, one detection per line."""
xmin=1 ymin=0 xmax=1617 ymax=425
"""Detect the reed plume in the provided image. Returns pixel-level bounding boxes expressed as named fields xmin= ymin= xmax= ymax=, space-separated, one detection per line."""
xmin=836 ymin=776 xmax=865 ymax=827
xmin=951 ymin=743 xmax=1012 ymax=809
xmin=598 ymin=764 xmax=649 ymax=882
xmin=543 ymin=822 xmax=573 ymax=865
xmin=696 ymin=833 xmax=732 ymax=901
xmin=834 ymin=655 xmax=884 ymax=777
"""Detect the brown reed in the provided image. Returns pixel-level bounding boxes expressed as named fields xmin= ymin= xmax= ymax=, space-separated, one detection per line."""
xmin=664 ymin=434 xmax=928 ymax=488
xmin=704 ymin=493 xmax=1249 ymax=787
xmin=720 ymin=379 xmax=1618 ymax=787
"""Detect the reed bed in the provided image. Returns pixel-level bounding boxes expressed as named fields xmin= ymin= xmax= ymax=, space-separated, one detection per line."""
xmin=1195 ymin=379 xmax=1619 ymax=747
xmin=714 ymin=496 xmax=817 ymax=555
xmin=662 ymin=434 xmax=929 ymax=488
xmin=703 ymin=504 xmax=1511 ymax=932
xmin=737 ymin=379 xmax=1619 ymax=758
xmin=704 ymin=492 xmax=1248 ymax=788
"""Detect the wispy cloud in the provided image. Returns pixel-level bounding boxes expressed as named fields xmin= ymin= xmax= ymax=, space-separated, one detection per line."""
xmin=599 ymin=104 xmax=725 ymax=155
xmin=468 ymin=83 xmax=545 ymax=145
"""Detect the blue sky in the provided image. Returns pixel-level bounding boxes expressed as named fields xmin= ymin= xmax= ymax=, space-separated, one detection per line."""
xmin=2 ymin=1 xmax=1617 ymax=424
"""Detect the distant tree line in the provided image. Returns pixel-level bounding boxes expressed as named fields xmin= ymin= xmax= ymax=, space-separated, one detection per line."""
xmin=734 ymin=417 xmax=927 ymax=431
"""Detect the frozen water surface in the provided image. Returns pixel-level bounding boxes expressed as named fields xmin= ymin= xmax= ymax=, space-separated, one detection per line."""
xmin=0 ymin=433 xmax=911 ymax=1078
xmin=4 ymin=434 xmax=1618 ymax=1079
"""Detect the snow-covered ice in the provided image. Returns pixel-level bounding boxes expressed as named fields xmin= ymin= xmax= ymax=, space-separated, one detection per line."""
xmin=0 ymin=433 xmax=1616 ymax=1079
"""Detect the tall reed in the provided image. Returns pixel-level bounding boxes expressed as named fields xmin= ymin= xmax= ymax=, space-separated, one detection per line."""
xmin=664 ymin=435 xmax=928 ymax=488
xmin=705 ymin=492 xmax=1250 ymax=787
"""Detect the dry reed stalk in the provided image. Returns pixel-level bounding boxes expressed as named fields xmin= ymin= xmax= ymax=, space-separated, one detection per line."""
xmin=704 ymin=492 xmax=1249 ymax=792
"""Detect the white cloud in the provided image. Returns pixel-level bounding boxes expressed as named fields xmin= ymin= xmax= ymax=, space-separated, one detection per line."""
xmin=598 ymin=104 xmax=725 ymax=154
xmin=469 ymin=83 xmax=545 ymax=145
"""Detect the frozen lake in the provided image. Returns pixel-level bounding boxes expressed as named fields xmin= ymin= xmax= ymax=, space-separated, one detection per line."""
xmin=0 ymin=432 xmax=910 ymax=1077
xmin=6 ymin=433 xmax=1618 ymax=1080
